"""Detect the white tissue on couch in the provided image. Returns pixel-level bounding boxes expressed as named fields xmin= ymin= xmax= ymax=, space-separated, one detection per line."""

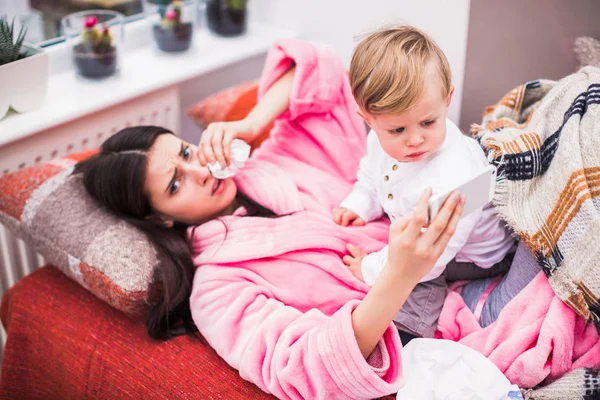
xmin=397 ymin=338 xmax=522 ymax=400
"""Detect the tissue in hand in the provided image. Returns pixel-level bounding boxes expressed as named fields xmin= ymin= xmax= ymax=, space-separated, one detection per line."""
xmin=207 ymin=139 xmax=251 ymax=179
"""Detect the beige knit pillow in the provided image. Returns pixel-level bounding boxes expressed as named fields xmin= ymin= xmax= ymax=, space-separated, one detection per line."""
xmin=574 ymin=36 xmax=600 ymax=69
xmin=0 ymin=151 xmax=159 ymax=316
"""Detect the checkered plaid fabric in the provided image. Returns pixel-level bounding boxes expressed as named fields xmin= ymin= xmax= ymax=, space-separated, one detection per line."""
xmin=472 ymin=67 xmax=600 ymax=333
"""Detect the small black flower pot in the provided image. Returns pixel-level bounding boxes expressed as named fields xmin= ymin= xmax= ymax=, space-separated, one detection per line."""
xmin=206 ymin=0 xmax=247 ymax=37
xmin=152 ymin=22 xmax=193 ymax=52
xmin=73 ymin=43 xmax=117 ymax=78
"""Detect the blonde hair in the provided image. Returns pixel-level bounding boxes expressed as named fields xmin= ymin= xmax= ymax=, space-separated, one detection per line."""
xmin=350 ymin=25 xmax=452 ymax=115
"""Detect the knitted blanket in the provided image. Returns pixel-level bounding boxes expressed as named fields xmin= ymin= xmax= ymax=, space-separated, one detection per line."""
xmin=472 ymin=66 xmax=600 ymax=333
xmin=471 ymin=67 xmax=600 ymax=399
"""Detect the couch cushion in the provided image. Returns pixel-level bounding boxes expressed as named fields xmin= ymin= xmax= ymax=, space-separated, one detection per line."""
xmin=1 ymin=265 xmax=397 ymax=399
xmin=0 ymin=154 xmax=159 ymax=315
xmin=0 ymin=266 xmax=275 ymax=399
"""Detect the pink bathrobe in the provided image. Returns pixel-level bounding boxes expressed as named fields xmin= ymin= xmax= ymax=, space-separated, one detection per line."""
xmin=189 ymin=39 xmax=600 ymax=400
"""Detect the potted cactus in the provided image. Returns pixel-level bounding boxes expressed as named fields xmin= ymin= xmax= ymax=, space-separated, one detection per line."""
xmin=0 ymin=16 xmax=49 ymax=121
xmin=73 ymin=16 xmax=118 ymax=78
xmin=61 ymin=10 xmax=124 ymax=79
xmin=206 ymin=0 xmax=248 ymax=37
xmin=152 ymin=1 xmax=194 ymax=52
xmin=143 ymin=0 xmax=197 ymax=53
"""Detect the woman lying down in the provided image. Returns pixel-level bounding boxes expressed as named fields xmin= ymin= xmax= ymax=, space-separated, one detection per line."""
xmin=74 ymin=38 xmax=599 ymax=399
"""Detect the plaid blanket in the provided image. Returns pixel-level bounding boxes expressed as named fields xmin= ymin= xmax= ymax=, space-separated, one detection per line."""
xmin=521 ymin=368 xmax=600 ymax=400
xmin=472 ymin=67 xmax=600 ymax=399
xmin=472 ymin=66 xmax=600 ymax=333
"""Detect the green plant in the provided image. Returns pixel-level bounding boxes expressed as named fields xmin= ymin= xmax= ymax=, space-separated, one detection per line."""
xmin=160 ymin=1 xmax=183 ymax=29
xmin=225 ymin=0 xmax=247 ymax=11
xmin=80 ymin=16 xmax=114 ymax=54
xmin=0 ymin=16 xmax=27 ymax=66
xmin=150 ymin=0 xmax=174 ymax=18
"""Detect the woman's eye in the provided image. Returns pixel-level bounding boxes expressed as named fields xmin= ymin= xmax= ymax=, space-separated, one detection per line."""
xmin=423 ymin=119 xmax=436 ymax=127
xmin=170 ymin=180 xmax=180 ymax=195
xmin=183 ymin=146 xmax=191 ymax=160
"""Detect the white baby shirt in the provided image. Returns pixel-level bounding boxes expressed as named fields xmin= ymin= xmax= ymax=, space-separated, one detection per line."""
xmin=340 ymin=119 xmax=515 ymax=285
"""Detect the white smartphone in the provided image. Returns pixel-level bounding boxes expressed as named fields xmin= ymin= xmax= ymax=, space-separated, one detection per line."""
xmin=428 ymin=165 xmax=497 ymax=222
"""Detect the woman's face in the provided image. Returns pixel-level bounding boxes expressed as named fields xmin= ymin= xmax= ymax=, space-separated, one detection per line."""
xmin=144 ymin=134 xmax=237 ymax=225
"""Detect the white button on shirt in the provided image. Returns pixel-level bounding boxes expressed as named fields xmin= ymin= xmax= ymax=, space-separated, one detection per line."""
xmin=340 ymin=119 xmax=515 ymax=286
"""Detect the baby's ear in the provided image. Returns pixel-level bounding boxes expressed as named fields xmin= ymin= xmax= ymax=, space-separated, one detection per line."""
xmin=356 ymin=107 xmax=372 ymax=125
xmin=446 ymin=85 xmax=455 ymax=107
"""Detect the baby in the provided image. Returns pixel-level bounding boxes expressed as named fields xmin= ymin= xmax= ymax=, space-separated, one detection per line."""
xmin=333 ymin=26 xmax=515 ymax=339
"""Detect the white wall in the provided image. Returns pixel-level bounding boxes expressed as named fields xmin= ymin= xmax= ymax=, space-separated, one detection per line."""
xmin=248 ymin=0 xmax=471 ymax=125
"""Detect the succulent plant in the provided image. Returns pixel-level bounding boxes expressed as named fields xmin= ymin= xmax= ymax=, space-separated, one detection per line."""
xmin=160 ymin=10 xmax=176 ymax=29
xmin=0 ymin=15 xmax=27 ymax=66
xmin=80 ymin=16 xmax=113 ymax=53
xmin=81 ymin=16 xmax=100 ymax=46
xmin=98 ymin=26 xmax=113 ymax=52
xmin=225 ymin=0 xmax=247 ymax=11
xmin=160 ymin=1 xmax=183 ymax=30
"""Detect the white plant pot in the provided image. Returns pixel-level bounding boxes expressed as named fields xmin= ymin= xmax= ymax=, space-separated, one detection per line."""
xmin=0 ymin=43 xmax=49 ymax=121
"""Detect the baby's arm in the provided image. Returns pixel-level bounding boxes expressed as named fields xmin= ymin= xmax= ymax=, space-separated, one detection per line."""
xmin=360 ymin=245 xmax=390 ymax=285
xmin=337 ymin=131 xmax=384 ymax=223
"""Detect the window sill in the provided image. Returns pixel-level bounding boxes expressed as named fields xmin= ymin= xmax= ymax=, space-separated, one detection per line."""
xmin=0 ymin=22 xmax=297 ymax=147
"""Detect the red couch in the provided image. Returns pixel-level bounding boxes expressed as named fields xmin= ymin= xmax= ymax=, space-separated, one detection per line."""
xmin=1 ymin=266 xmax=275 ymax=399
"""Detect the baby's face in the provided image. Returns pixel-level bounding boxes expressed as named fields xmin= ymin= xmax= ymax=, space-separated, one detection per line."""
xmin=362 ymin=81 xmax=453 ymax=163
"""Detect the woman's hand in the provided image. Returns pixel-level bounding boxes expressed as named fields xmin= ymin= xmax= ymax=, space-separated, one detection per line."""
xmin=197 ymin=66 xmax=296 ymax=169
xmin=197 ymin=119 xmax=260 ymax=168
xmin=386 ymin=188 xmax=465 ymax=284
xmin=351 ymin=188 xmax=465 ymax=359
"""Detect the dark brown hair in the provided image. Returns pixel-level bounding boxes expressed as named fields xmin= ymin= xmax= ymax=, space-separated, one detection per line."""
xmin=75 ymin=126 xmax=275 ymax=340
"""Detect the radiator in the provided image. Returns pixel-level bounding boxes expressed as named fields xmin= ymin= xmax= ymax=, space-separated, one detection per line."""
xmin=0 ymin=86 xmax=180 ymax=359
